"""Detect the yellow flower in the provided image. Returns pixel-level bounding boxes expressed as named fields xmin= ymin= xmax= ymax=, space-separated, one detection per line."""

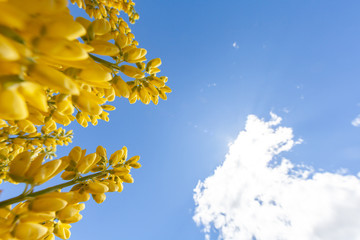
xmin=109 ymin=146 xmax=127 ymax=165
xmin=13 ymin=222 xmax=48 ymax=240
xmin=0 ymin=35 xmax=19 ymax=61
xmin=28 ymin=64 xmax=80 ymax=95
xmin=119 ymin=65 xmax=145 ymax=79
xmin=89 ymin=40 xmax=120 ymax=56
xmin=18 ymin=82 xmax=48 ymax=113
xmin=91 ymin=19 xmax=111 ymax=35
xmin=79 ymin=64 xmax=112 ymax=83
xmin=146 ymin=58 xmax=162 ymax=71
xmin=33 ymin=158 xmax=68 ymax=184
xmin=9 ymin=151 xmax=32 ymax=182
xmin=113 ymin=76 xmax=131 ymax=98
xmin=30 ymin=197 xmax=67 ymax=212
xmin=86 ymin=181 xmax=109 ymax=194
xmin=92 ymin=193 xmax=106 ymax=204
xmin=56 ymin=203 xmax=85 ymax=221
xmin=124 ymin=48 xmax=147 ymax=63
xmin=45 ymin=14 xmax=86 ymax=41
xmin=19 ymin=211 xmax=56 ymax=223
xmin=77 ymin=153 xmax=98 ymax=174
xmin=54 ymin=221 xmax=71 ymax=240
xmin=17 ymin=120 xmax=36 ymax=133
xmin=0 ymin=87 xmax=28 ymax=120
xmin=37 ymin=37 xmax=88 ymax=61
xmin=72 ymin=90 xmax=104 ymax=116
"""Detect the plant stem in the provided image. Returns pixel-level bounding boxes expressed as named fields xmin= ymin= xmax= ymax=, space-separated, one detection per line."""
xmin=0 ymin=171 xmax=108 ymax=208
xmin=89 ymin=54 xmax=122 ymax=71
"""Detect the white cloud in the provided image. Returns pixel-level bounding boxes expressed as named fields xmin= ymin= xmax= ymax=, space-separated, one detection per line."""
xmin=352 ymin=115 xmax=360 ymax=127
xmin=193 ymin=113 xmax=360 ymax=240
xmin=232 ymin=42 xmax=239 ymax=49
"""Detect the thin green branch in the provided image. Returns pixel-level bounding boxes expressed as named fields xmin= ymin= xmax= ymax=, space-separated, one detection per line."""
xmin=89 ymin=54 xmax=122 ymax=71
xmin=0 ymin=171 xmax=108 ymax=208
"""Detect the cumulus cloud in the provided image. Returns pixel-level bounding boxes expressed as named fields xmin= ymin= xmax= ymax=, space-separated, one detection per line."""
xmin=352 ymin=115 xmax=360 ymax=127
xmin=193 ymin=113 xmax=360 ymax=240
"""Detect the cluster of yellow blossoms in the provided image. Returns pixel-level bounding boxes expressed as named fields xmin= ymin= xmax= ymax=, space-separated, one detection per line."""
xmin=0 ymin=0 xmax=169 ymax=239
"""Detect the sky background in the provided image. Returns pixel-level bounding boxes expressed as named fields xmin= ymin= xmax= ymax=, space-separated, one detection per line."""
xmin=2 ymin=0 xmax=360 ymax=239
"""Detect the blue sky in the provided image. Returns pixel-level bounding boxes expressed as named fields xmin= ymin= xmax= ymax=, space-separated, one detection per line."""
xmin=3 ymin=1 xmax=360 ymax=239
xmin=68 ymin=1 xmax=360 ymax=239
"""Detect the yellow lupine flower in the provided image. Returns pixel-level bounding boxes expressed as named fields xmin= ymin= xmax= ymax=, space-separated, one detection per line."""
xmin=54 ymin=221 xmax=71 ymax=240
xmin=33 ymin=158 xmax=64 ymax=184
xmin=0 ymin=35 xmax=19 ymax=61
xmin=17 ymin=120 xmax=36 ymax=133
xmin=25 ymin=153 xmax=45 ymax=178
xmin=104 ymin=179 xmax=119 ymax=192
xmin=29 ymin=197 xmax=67 ymax=212
xmin=138 ymin=86 xmax=150 ymax=104
xmin=13 ymin=222 xmax=48 ymax=240
xmin=124 ymin=48 xmax=147 ymax=63
xmin=126 ymin=155 xmax=140 ymax=165
xmin=68 ymin=146 xmax=83 ymax=165
xmin=91 ymin=18 xmax=111 ymax=35
xmin=101 ymin=105 xmax=116 ymax=111
xmin=28 ymin=64 xmax=80 ymax=95
xmin=113 ymin=76 xmax=131 ymax=98
xmin=72 ymin=90 xmax=104 ymax=115
xmin=56 ymin=203 xmax=85 ymax=220
xmin=112 ymin=167 xmax=130 ymax=176
xmin=61 ymin=171 xmax=77 ymax=180
xmin=129 ymin=162 xmax=142 ymax=168
xmin=56 ymin=95 xmax=74 ymax=115
xmin=148 ymin=67 xmax=161 ymax=74
xmin=19 ymin=211 xmax=56 ymax=223
xmin=77 ymin=153 xmax=98 ymax=174
xmin=143 ymin=81 xmax=159 ymax=96
xmin=120 ymin=173 xmax=134 ymax=183
xmin=158 ymin=89 xmax=167 ymax=100
xmin=42 ymin=119 xmax=57 ymax=133
xmin=44 ymin=233 xmax=55 ymax=240
xmin=146 ymin=58 xmax=162 ymax=70
xmin=79 ymin=64 xmax=112 ymax=82
xmin=18 ymin=82 xmax=48 ymax=112
xmin=12 ymin=202 xmax=29 ymax=215
xmin=161 ymin=85 xmax=172 ymax=93
xmin=61 ymin=213 xmax=83 ymax=223
xmin=9 ymin=151 xmax=32 ymax=182
xmin=0 ymin=87 xmax=28 ymax=120
xmin=75 ymin=17 xmax=91 ymax=29
xmin=115 ymin=32 xmax=130 ymax=48
xmin=109 ymin=146 xmax=127 ymax=165
xmin=148 ymin=77 xmax=165 ymax=88
xmin=86 ymin=181 xmax=109 ymax=194
xmin=96 ymin=145 xmax=107 ymax=157
xmin=76 ymin=112 xmax=88 ymax=127
xmin=37 ymin=38 xmax=88 ymax=61
xmin=89 ymin=40 xmax=120 ymax=56
xmin=119 ymin=65 xmax=145 ymax=78
xmin=117 ymin=180 xmax=124 ymax=192
xmin=45 ymin=15 xmax=86 ymax=41
xmin=92 ymin=193 xmax=106 ymax=204
xmin=68 ymin=190 xmax=90 ymax=204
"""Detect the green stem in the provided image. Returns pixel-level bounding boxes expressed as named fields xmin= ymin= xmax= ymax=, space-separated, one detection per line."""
xmin=0 ymin=171 xmax=108 ymax=208
xmin=89 ymin=54 xmax=122 ymax=71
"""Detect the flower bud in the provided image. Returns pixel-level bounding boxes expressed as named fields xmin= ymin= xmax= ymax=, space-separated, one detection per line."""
xmin=14 ymin=222 xmax=48 ymax=240
xmin=29 ymin=197 xmax=67 ymax=212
